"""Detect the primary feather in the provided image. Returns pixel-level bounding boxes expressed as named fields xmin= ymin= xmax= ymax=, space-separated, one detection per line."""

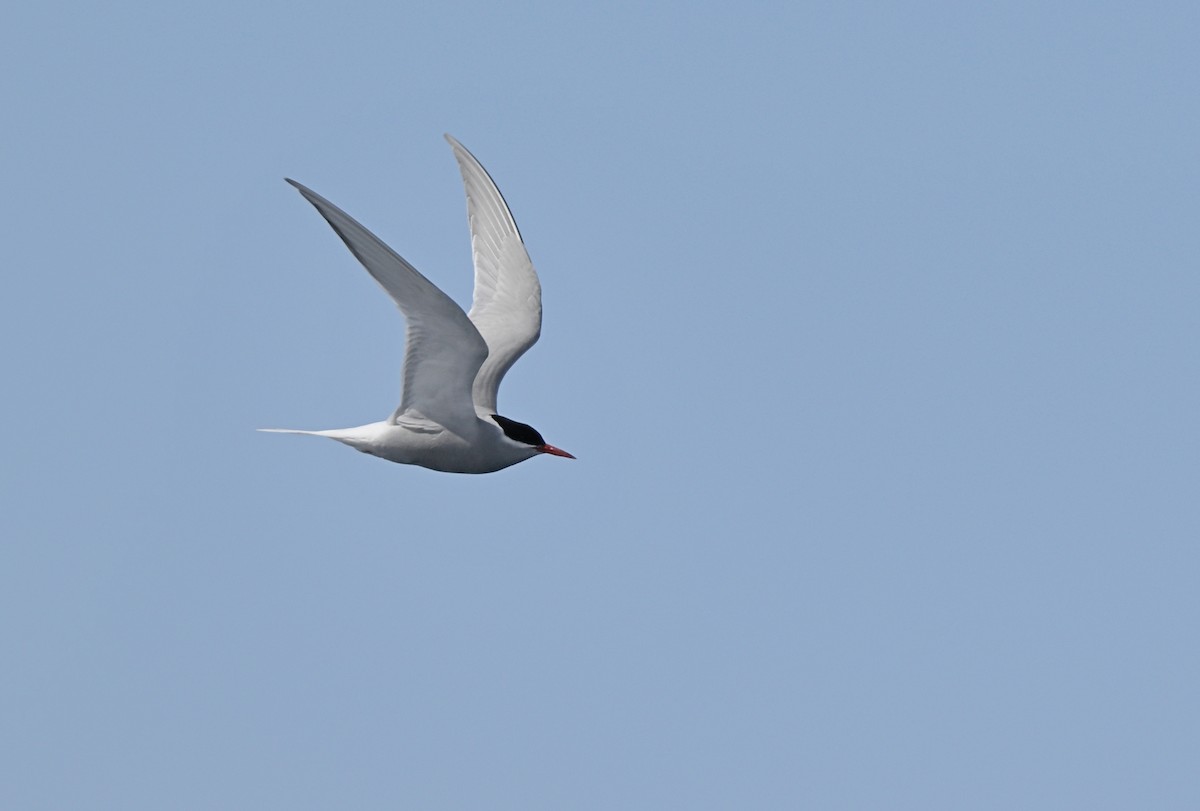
xmin=445 ymin=135 xmax=542 ymax=415
xmin=285 ymin=179 xmax=488 ymax=434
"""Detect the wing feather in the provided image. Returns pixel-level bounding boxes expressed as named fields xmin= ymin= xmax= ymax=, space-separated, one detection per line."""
xmin=444 ymin=135 xmax=542 ymax=414
xmin=287 ymin=179 xmax=487 ymax=433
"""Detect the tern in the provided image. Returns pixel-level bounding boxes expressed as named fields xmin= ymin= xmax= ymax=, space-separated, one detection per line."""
xmin=261 ymin=135 xmax=574 ymax=473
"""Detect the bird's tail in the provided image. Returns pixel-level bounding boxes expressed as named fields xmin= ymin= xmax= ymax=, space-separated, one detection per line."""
xmin=257 ymin=428 xmax=326 ymax=437
xmin=257 ymin=427 xmax=375 ymax=454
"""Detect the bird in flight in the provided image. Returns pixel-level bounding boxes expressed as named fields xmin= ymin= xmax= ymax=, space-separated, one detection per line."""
xmin=261 ymin=135 xmax=574 ymax=473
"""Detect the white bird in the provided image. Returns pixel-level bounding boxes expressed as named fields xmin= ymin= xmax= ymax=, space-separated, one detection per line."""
xmin=261 ymin=135 xmax=574 ymax=473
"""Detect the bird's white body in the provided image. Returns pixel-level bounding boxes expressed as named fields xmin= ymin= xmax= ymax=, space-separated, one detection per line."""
xmin=262 ymin=136 xmax=573 ymax=474
xmin=262 ymin=419 xmax=541 ymax=474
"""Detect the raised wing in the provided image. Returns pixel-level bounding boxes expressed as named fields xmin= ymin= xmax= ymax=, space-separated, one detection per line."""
xmin=444 ymin=135 xmax=542 ymax=414
xmin=287 ymin=179 xmax=488 ymax=433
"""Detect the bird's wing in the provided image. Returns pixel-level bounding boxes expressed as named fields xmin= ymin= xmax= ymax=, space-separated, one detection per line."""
xmin=444 ymin=135 xmax=542 ymax=415
xmin=287 ymin=179 xmax=488 ymax=433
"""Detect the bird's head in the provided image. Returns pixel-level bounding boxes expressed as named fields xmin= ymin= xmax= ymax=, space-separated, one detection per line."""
xmin=491 ymin=414 xmax=575 ymax=459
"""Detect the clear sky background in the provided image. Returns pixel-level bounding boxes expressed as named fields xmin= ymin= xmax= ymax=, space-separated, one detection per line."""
xmin=2 ymin=1 xmax=1197 ymax=808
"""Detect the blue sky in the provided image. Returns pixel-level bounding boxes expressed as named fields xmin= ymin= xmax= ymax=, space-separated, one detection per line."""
xmin=2 ymin=1 xmax=1198 ymax=808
